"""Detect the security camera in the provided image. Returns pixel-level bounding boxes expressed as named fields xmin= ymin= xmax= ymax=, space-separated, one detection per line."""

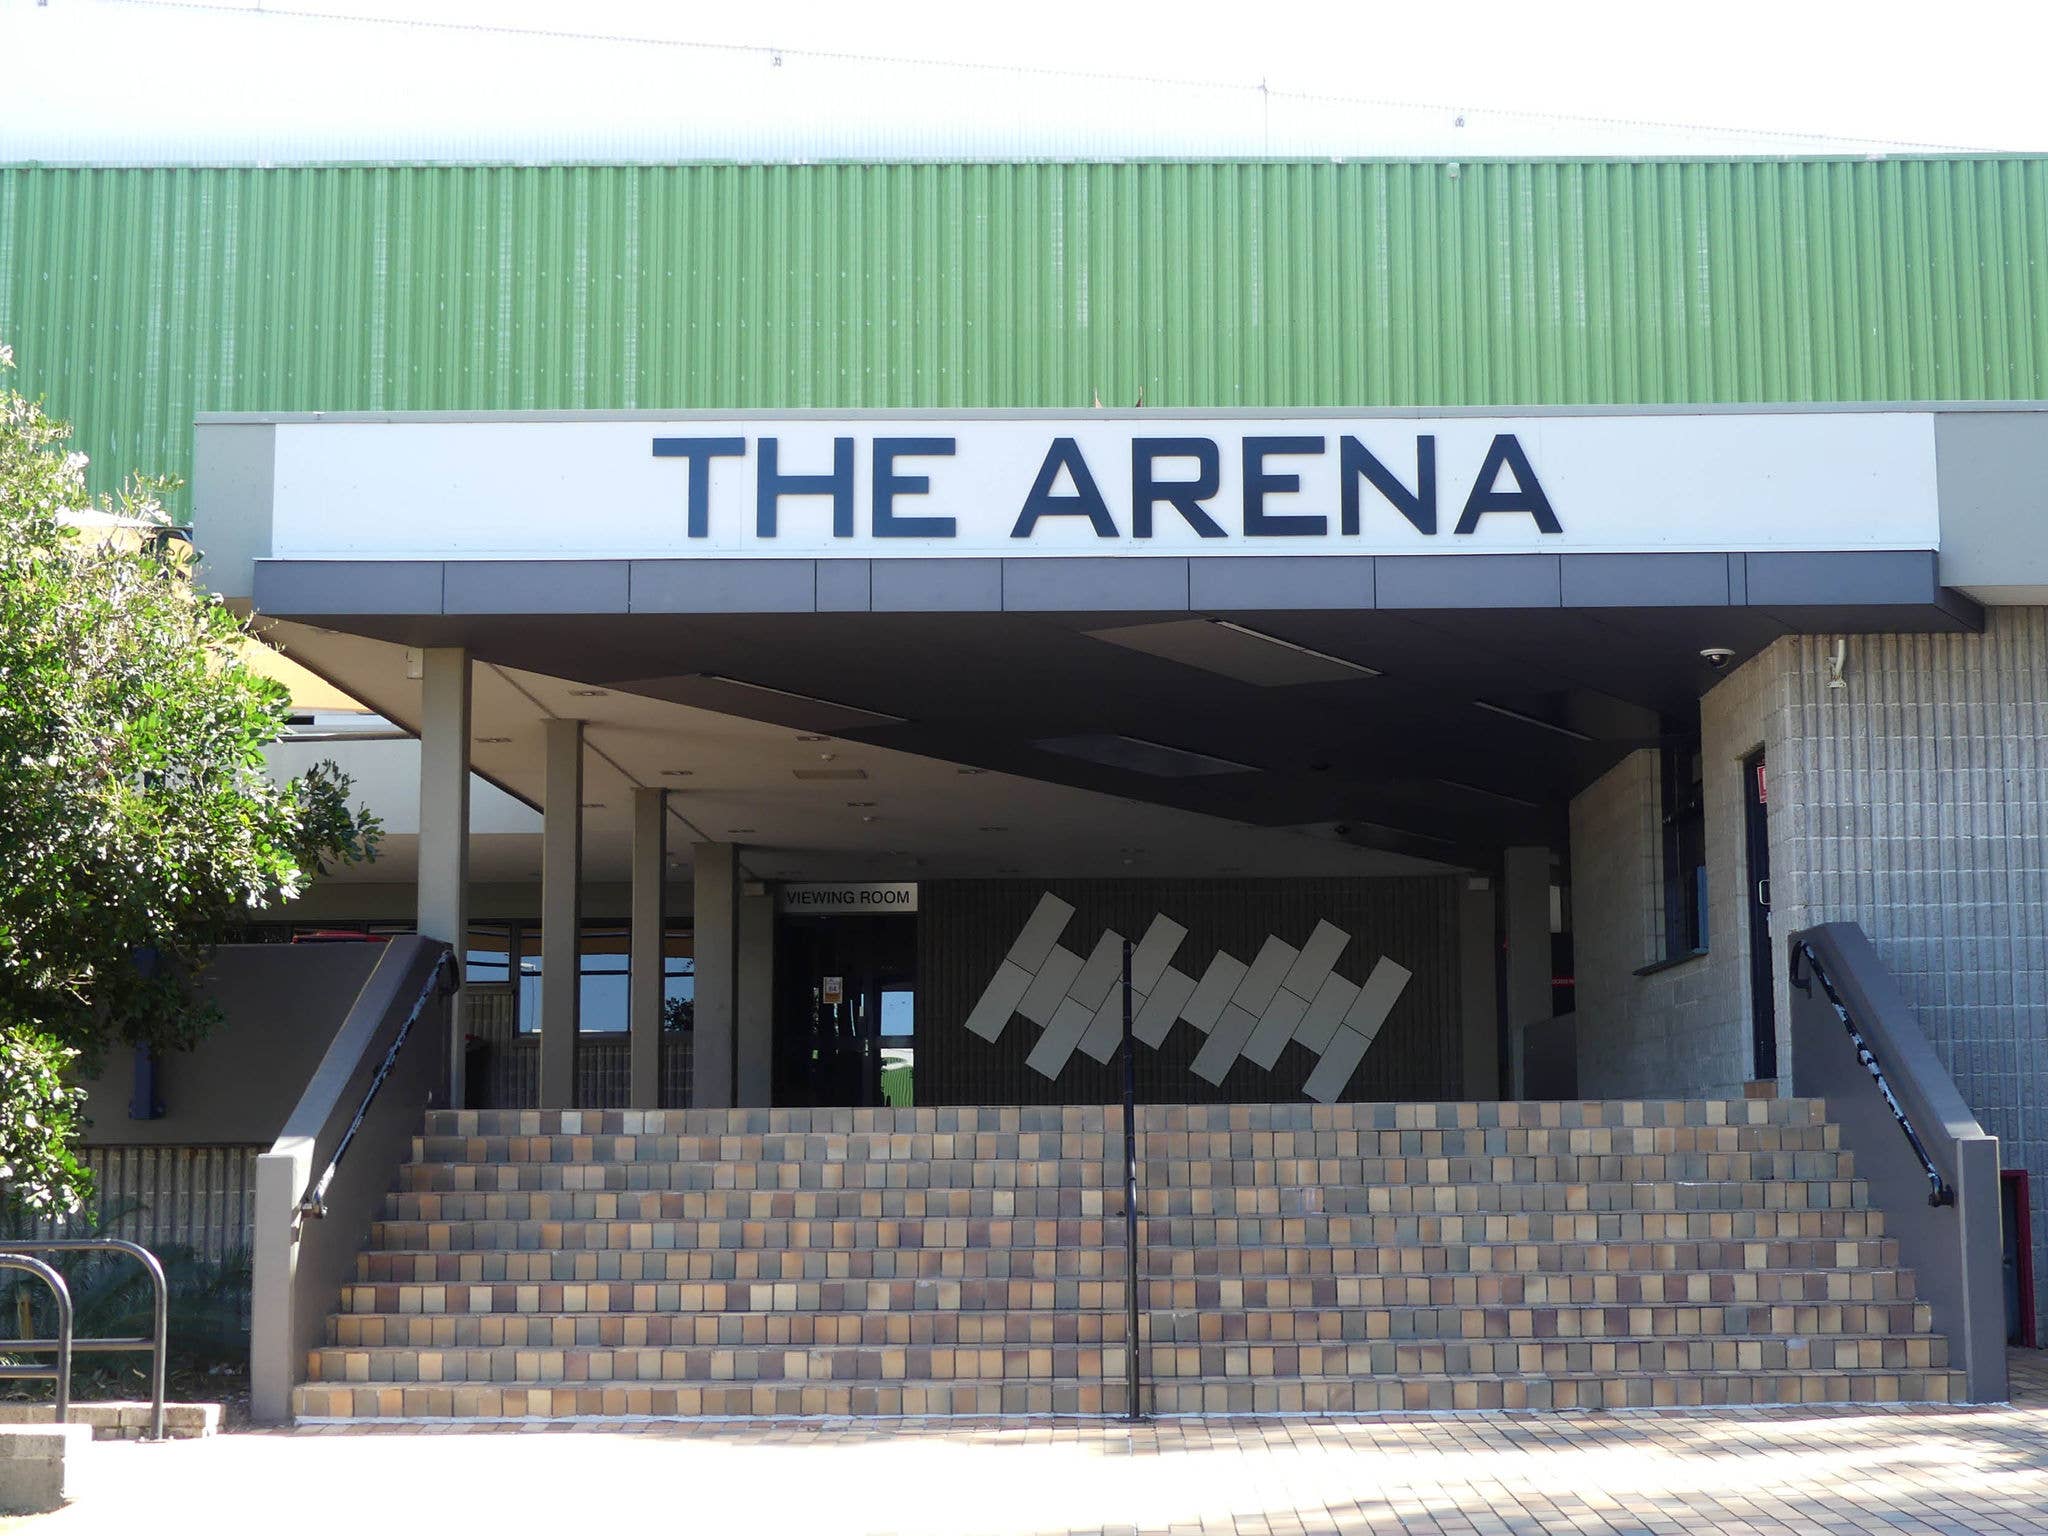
xmin=1699 ymin=646 xmax=1736 ymax=672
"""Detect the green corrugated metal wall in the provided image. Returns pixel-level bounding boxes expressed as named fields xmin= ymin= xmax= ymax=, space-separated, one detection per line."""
xmin=3 ymin=158 xmax=2046 ymax=518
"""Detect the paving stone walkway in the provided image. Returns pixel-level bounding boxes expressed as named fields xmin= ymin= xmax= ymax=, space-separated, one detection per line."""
xmin=14 ymin=1353 xmax=2048 ymax=1535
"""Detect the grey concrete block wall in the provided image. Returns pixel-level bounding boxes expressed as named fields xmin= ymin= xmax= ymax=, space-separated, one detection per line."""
xmin=1570 ymin=605 xmax=2048 ymax=1336
xmin=1569 ymin=750 xmax=1746 ymax=1101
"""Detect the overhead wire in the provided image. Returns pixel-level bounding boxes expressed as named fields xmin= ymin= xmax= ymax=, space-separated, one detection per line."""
xmin=94 ymin=0 xmax=1999 ymax=156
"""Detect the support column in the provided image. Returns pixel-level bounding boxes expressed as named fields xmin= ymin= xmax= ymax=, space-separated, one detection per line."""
xmin=736 ymin=888 xmax=776 ymax=1106
xmin=1502 ymin=846 xmax=1552 ymax=1100
xmin=539 ymin=718 xmax=583 ymax=1110
xmin=628 ymin=788 xmax=667 ymax=1110
xmin=1458 ymin=874 xmax=1501 ymax=1099
xmin=417 ymin=648 xmax=471 ymax=1105
xmin=691 ymin=843 xmax=738 ymax=1108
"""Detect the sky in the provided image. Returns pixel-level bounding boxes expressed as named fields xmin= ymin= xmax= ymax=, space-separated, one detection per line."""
xmin=0 ymin=0 xmax=2044 ymax=161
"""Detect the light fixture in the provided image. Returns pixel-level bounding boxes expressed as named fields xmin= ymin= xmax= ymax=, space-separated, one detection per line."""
xmin=845 ymin=800 xmax=877 ymax=808
xmin=797 ymin=734 xmax=832 ymax=743
xmin=568 ymin=688 xmax=607 ymax=698
xmin=1210 ymin=620 xmax=1381 ymax=677
xmin=1433 ymin=778 xmax=1539 ymax=810
xmin=727 ymin=826 xmax=757 ymax=834
xmin=1471 ymin=700 xmax=1594 ymax=743
xmin=1034 ymin=733 xmax=1254 ymax=778
xmin=474 ymin=735 xmax=513 ymax=745
xmin=660 ymin=769 xmax=694 ymax=778
xmin=956 ymin=767 xmax=987 ymax=775
xmin=581 ymin=802 xmax=606 ymax=810
xmin=693 ymin=676 xmax=904 ymax=726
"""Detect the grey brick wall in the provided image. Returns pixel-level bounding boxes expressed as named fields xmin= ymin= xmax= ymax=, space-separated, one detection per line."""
xmin=1571 ymin=606 xmax=2048 ymax=1336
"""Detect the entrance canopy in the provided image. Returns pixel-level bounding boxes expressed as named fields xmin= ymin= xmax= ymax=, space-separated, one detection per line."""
xmin=198 ymin=404 xmax=1997 ymax=874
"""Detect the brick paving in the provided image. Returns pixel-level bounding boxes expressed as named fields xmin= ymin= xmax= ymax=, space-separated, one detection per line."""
xmin=17 ymin=1356 xmax=2048 ymax=1536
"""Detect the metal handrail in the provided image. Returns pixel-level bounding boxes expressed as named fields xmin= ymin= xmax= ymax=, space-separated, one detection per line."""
xmin=1119 ymin=939 xmax=1144 ymax=1423
xmin=298 ymin=947 xmax=455 ymax=1222
xmin=1791 ymin=938 xmax=1956 ymax=1208
xmin=0 ymin=1255 xmax=73 ymax=1427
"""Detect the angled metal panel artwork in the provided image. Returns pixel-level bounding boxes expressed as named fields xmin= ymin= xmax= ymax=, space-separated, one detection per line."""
xmin=970 ymin=892 xmax=1413 ymax=1103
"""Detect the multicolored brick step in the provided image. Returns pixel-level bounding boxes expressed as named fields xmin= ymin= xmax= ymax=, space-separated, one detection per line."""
xmin=393 ymin=1155 xmax=1857 ymax=1196
xmin=351 ymin=1248 xmax=1920 ymax=1306
xmin=379 ymin=1186 xmax=1888 ymax=1227
xmin=361 ymin=1218 xmax=1902 ymax=1276
xmin=409 ymin=1124 xmax=1843 ymax=1163
xmin=291 ymin=1364 xmax=1963 ymax=1422
xmin=421 ymin=1099 xmax=1836 ymax=1139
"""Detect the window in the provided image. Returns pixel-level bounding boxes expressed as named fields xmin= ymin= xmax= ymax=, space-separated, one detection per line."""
xmin=1660 ymin=739 xmax=1707 ymax=959
xmin=467 ymin=921 xmax=693 ymax=1033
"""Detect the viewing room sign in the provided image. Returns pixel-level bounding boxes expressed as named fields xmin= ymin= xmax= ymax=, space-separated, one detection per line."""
xmin=267 ymin=412 xmax=1940 ymax=560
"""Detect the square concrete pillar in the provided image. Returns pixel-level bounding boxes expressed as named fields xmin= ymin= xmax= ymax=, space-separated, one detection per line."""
xmin=737 ymin=889 xmax=775 ymax=1106
xmin=1502 ymin=846 xmax=1552 ymax=1100
xmin=539 ymin=718 xmax=583 ymax=1109
xmin=416 ymin=647 xmax=471 ymax=1104
xmin=629 ymin=788 xmax=667 ymax=1110
xmin=1458 ymin=875 xmax=1501 ymax=1099
xmin=691 ymin=843 xmax=738 ymax=1108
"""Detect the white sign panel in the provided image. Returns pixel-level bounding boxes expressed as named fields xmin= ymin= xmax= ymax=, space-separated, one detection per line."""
xmin=268 ymin=413 xmax=1940 ymax=560
xmin=778 ymin=882 xmax=920 ymax=915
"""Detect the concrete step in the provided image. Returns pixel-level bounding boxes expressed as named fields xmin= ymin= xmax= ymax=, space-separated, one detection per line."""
xmin=293 ymin=1363 xmax=1965 ymax=1420
xmin=420 ymin=1100 xmax=1837 ymax=1139
xmin=394 ymin=1154 xmax=1855 ymax=1193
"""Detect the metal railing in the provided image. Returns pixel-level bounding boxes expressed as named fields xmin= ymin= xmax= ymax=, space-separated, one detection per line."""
xmin=297 ymin=948 xmax=454 ymax=1222
xmin=1791 ymin=938 xmax=1956 ymax=1208
xmin=0 ymin=1239 xmax=167 ymax=1439
xmin=0 ymin=1255 xmax=72 ymax=1428
xmin=1119 ymin=939 xmax=1145 ymax=1423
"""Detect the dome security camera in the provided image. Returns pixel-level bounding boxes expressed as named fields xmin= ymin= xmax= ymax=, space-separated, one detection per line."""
xmin=1699 ymin=646 xmax=1736 ymax=672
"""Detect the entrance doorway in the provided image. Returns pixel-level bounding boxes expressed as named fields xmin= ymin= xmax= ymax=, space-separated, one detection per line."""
xmin=1743 ymin=749 xmax=1777 ymax=1081
xmin=774 ymin=914 xmax=916 ymax=1107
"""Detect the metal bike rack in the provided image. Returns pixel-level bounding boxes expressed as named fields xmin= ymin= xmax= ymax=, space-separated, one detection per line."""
xmin=0 ymin=1239 xmax=168 ymax=1440
xmin=0 ymin=1255 xmax=73 ymax=1427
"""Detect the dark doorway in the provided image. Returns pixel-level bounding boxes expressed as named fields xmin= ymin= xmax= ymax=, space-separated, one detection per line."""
xmin=1743 ymin=749 xmax=1777 ymax=1082
xmin=774 ymin=914 xmax=916 ymax=1107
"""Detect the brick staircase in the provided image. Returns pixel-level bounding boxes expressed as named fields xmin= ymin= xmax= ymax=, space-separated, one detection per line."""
xmin=291 ymin=1099 xmax=1964 ymax=1420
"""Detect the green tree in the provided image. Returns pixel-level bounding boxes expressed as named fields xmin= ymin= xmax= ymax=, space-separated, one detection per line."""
xmin=0 ymin=343 xmax=379 ymax=1220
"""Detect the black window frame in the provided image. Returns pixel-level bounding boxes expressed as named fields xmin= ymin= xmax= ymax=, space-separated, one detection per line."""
xmin=1658 ymin=736 xmax=1708 ymax=962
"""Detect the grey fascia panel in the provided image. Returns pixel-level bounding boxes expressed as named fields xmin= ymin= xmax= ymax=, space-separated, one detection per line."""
xmin=191 ymin=421 xmax=276 ymax=603
xmin=1189 ymin=556 xmax=1374 ymax=612
xmin=1935 ymin=412 xmax=2048 ymax=596
xmin=1002 ymin=557 xmax=1189 ymax=612
xmin=814 ymin=559 xmax=872 ymax=612
xmin=1376 ymin=554 xmax=1562 ymax=609
xmin=1742 ymin=551 xmax=1940 ymax=608
xmin=869 ymin=558 xmax=1003 ymax=612
xmin=443 ymin=560 xmax=628 ymax=614
xmin=1558 ymin=554 xmax=1732 ymax=608
xmin=254 ymin=559 xmax=445 ymax=616
xmin=628 ymin=559 xmax=818 ymax=614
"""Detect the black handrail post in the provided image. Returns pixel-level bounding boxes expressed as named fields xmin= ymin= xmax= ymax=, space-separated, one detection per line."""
xmin=1121 ymin=937 xmax=1142 ymax=1423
